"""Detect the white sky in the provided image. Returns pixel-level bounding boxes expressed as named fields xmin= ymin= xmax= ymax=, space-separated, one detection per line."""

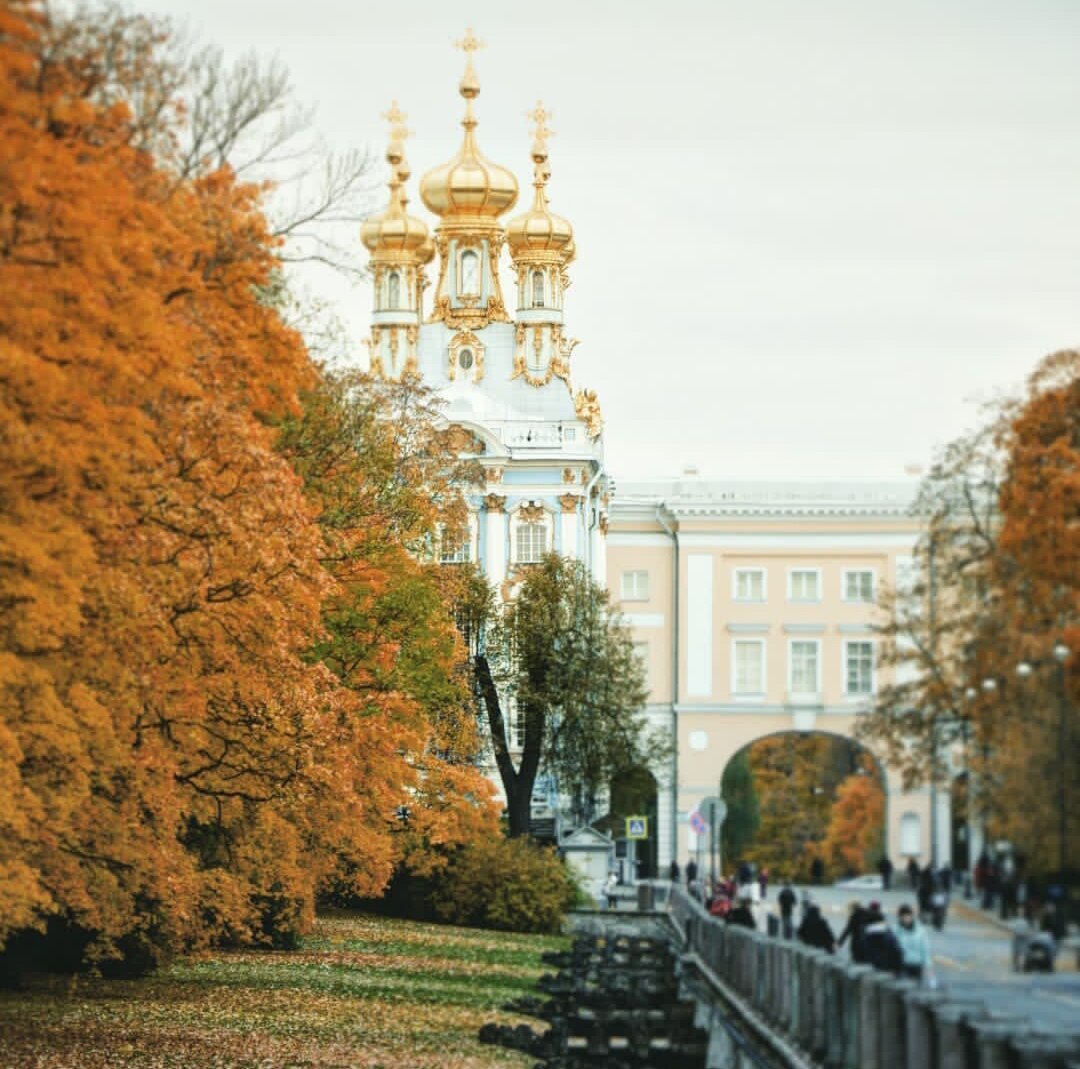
xmin=141 ymin=0 xmax=1080 ymax=480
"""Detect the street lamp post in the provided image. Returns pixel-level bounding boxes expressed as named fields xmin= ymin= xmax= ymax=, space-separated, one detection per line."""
xmin=1015 ymin=641 xmax=1072 ymax=881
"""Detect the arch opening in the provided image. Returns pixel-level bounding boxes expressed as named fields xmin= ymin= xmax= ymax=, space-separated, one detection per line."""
xmin=700 ymin=731 xmax=887 ymax=885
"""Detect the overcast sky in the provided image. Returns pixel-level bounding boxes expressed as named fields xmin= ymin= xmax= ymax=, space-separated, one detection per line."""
xmin=139 ymin=0 xmax=1080 ymax=481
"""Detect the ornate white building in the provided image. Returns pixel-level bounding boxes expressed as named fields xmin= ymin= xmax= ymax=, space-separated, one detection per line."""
xmin=360 ymin=33 xmax=952 ymax=874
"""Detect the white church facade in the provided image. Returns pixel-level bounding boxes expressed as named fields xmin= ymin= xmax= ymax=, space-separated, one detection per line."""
xmin=359 ymin=32 xmax=952 ymax=876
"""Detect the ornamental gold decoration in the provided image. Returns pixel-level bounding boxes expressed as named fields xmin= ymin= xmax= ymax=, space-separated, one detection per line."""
xmin=484 ymin=493 xmax=506 ymax=512
xmin=598 ymin=514 xmax=609 ymax=535
xmin=518 ymin=502 xmax=545 ymax=523
xmin=563 ymin=468 xmax=576 ymax=484
xmin=559 ymin=493 xmax=579 ymax=513
xmin=574 ymin=388 xmax=604 ymax=440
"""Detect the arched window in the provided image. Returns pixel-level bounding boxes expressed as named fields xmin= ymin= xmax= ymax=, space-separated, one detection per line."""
xmin=516 ymin=522 xmax=547 ymax=564
xmin=900 ymin=812 xmax=921 ymax=856
xmin=531 ymin=270 xmax=545 ymax=307
xmin=387 ymin=271 xmax=401 ymax=309
xmin=460 ymin=249 xmax=479 ymax=295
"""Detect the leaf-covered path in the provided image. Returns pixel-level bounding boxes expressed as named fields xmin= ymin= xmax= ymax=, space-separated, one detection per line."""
xmin=0 ymin=912 xmax=565 ymax=1068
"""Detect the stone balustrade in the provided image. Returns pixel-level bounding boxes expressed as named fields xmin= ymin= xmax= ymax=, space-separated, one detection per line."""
xmin=658 ymin=883 xmax=1080 ymax=1069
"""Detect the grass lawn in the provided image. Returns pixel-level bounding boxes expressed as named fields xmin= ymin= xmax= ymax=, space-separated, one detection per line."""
xmin=0 ymin=911 xmax=567 ymax=1068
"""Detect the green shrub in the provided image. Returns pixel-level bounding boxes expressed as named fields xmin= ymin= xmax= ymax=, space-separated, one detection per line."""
xmin=429 ymin=838 xmax=576 ymax=934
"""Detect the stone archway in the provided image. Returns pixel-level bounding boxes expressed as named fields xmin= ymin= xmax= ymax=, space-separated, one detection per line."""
xmin=714 ymin=730 xmax=887 ymax=882
xmin=672 ymin=712 xmax=938 ymax=876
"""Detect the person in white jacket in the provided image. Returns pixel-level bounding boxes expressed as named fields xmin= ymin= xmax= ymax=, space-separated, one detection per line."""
xmin=894 ymin=904 xmax=932 ymax=982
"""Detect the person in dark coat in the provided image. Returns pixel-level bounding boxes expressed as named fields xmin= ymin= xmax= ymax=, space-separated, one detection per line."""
xmin=810 ymin=857 xmax=825 ymax=885
xmin=861 ymin=908 xmax=903 ymax=974
xmin=669 ymin=859 xmax=681 ymax=883
xmin=878 ymin=855 xmax=894 ymax=891
xmin=837 ymin=900 xmax=871 ymax=963
xmin=797 ymin=904 xmax=836 ymax=953
xmin=778 ymin=883 xmax=797 ymax=939
xmin=726 ymin=897 xmax=756 ymax=930
xmin=907 ymin=857 xmax=920 ymax=889
xmin=686 ymin=858 xmax=698 ymax=885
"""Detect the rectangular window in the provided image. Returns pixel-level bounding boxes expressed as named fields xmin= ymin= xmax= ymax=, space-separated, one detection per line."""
xmin=843 ymin=569 xmax=875 ymax=603
xmin=621 ymin=570 xmax=649 ymax=600
xmin=733 ymin=640 xmax=765 ymax=695
xmin=439 ymin=526 xmax=470 ymax=564
xmin=734 ymin=568 xmax=766 ymax=601
xmin=789 ymin=569 xmax=821 ymax=602
xmin=845 ymin=641 xmax=875 ymax=695
xmin=790 ymin=640 xmax=819 ymax=695
xmin=516 ymin=522 xmax=547 ymax=564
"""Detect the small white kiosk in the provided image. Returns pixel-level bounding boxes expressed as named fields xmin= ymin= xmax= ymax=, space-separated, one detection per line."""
xmin=560 ymin=826 xmax=615 ymax=906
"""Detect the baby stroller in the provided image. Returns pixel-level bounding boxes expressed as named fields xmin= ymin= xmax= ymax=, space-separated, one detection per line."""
xmin=1021 ymin=933 xmax=1057 ymax=973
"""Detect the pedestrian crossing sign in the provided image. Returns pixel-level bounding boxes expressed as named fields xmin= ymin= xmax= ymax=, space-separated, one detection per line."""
xmin=626 ymin=816 xmax=648 ymax=840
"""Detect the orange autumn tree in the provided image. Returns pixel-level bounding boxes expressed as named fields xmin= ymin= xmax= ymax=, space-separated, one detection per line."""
xmin=0 ymin=1 xmax=495 ymax=971
xmin=983 ymin=349 xmax=1080 ymax=875
xmin=816 ymin=772 xmax=885 ymax=877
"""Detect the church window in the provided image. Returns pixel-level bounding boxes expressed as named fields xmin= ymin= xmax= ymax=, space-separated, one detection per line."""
xmin=531 ymin=270 xmax=545 ymax=307
xmin=439 ymin=525 xmax=470 ymax=564
xmin=387 ymin=270 xmax=401 ymax=309
xmin=458 ymin=348 xmax=474 ymax=371
xmin=460 ymin=249 xmax=479 ymax=295
xmin=516 ymin=522 xmax=547 ymax=564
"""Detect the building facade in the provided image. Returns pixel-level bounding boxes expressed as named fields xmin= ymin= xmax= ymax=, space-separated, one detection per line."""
xmin=360 ymin=34 xmax=951 ymax=872
xmin=607 ymin=474 xmax=949 ymax=874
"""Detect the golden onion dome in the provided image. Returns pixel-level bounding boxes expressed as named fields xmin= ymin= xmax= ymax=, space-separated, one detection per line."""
xmin=361 ymin=103 xmax=433 ymax=261
xmin=419 ymin=31 xmax=518 ymax=221
xmin=507 ymin=102 xmax=573 ymax=258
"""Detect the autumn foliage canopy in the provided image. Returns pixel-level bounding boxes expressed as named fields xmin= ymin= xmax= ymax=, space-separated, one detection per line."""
xmin=0 ymin=0 xmax=494 ymax=971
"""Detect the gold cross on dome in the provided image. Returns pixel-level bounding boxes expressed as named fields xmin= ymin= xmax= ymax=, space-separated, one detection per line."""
xmin=382 ymin=100 xmax=407 ymax=127
xmin=527 ymin=100 xmax=554 ymax=143
xmin=455 ymin=27 xmax=484 ymax=55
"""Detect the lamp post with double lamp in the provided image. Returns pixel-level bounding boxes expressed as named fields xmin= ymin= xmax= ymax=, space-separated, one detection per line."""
xmin=1015 ymin=641 xmax=1074 ymax=882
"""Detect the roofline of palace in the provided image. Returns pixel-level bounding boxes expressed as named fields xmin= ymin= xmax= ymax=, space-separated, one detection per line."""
xmin=608 ymin=478 xmax=922 ymax=521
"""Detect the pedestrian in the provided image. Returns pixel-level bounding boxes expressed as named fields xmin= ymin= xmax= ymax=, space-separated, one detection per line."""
xmin=758 ymin=866 xmax=770 ymax=900
xmin=917 ymin=867 xmax=934 ymax=922
xmin=797 ymin=903 xmax=836 ymax=953
xmin=894 ymin=904 xmax=932 ymax=983
xmin=907 ymin=857 xmax=920 ymax=889
xmin=837 ymin=900 xmax=871 ymax=963
xmin=778 ymin=882 xmax=797 ymax=939
xmin=726 ymin=896 xmax=756 ymax=930
xmin=669 ymin=858 xmax=681 ymax=883
xmin=861 ymin=904 xmax=903 ymax=975
xmin=605 ymin=871 xmax=619 ymax=910
xmin=878 ymin=855 xmax=894 ymax=891
xmin=810 ymin=857 xmax=824 ymax=886
xmin=686 ymin=858 xmax=698 ymax=886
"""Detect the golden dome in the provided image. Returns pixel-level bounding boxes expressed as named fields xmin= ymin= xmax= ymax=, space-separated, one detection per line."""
xmin=507 ymin=101 xmax=573 ymax=258
xmin=361 ymin=102 xmax=434 ymax=262
xmin=419 ymin=30 xmax=518 ymax=222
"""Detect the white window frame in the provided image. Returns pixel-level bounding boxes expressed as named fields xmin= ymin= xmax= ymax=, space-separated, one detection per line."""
xmin=438 ymin=513 xmax=476 ymax=565
xmin=621 ymin=570 xmax=649 ymax=601
xmin=731 ymin=638 xmax=767 ymax=700
xmin=510 ymin=505 xmax=553 ymax=566
xmin=506 ymin=695 xmax=525 ymax=751
xmin=841 ymin=568 xmax=877 ymax=604
xmin=458 ymin=248 xmax=480 ymax=295
xmin=900 ymin=812 xmax=922 ymax=856
xmin=843 ymin=639 xmax=876 ymax=697
xmin=787 ymin=638 xmax=821 ymax=699
xmin=787 ymin=566 xmax=822 ymax=603
xmin=732 ymin=567 xmax=767 ymax=602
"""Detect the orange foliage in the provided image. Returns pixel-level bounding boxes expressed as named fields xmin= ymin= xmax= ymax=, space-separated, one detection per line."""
xmin=816 ymin=774 xmax=885 ymax=877
xmin=0 ymin=2 xmax=494 ymax=968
